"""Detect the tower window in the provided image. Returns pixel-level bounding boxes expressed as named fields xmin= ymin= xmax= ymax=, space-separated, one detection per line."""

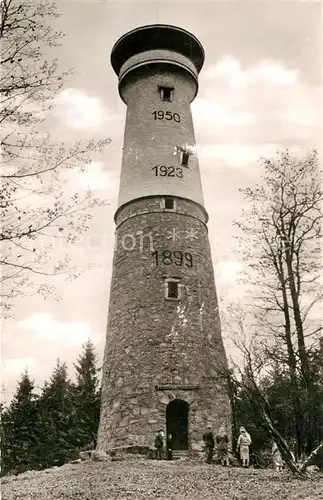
xmin=159 ymin=86 xmax=174 ymax=102
xmin=164 ymin=196 xmax=175 ymax=210
xmin=168 ymin=281 xmax=178 ymax=298
xmin=181 ymin=151 xmax=190 ymax=167
xmin=165 ymin=279 xmax=181 ymax=300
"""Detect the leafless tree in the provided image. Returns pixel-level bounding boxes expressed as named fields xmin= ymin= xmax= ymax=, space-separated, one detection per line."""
xmin=233 ymin=149 xmax=322 ymax=455
xmin=221 ymin=305 xmax=322 ymax=476
xmin=0 ymin=0 xmax=110 ymax=310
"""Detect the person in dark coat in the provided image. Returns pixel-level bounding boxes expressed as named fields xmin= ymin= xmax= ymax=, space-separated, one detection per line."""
xmin=166 ymin=433 xmax=173 ymax=460
xmin=154 ymin=430 xmax=164 ymax=460
xmin=203 ymin=425 xmax=215 ymax=464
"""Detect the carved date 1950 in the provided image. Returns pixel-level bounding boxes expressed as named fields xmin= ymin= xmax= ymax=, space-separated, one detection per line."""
xmin=152 ymin=110 xmax=181 ymax=122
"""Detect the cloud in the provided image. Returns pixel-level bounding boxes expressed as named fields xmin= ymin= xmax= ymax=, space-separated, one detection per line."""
xmin=2 ymin=357 xmax=38 ymax=376
xmin=1 ymin=311 xmax=106 ymax=403
xmin=215 ymin=260 xmax=243 ymax=284
xmin=199 ymin=143 xmax=288 ymax=169
xmin=63 ymin=161 xmax=116 ymax=193
xmin=192 ymin=56 xmax=322 ymax=166
xmin=12 ymin=162 xmax=117 ymax=222
xmin=75 ymin=162 xmax=111 ymax=191
xmin=19 ymin=313 xmax=100 ymax=347
xmin=54 ymin=88 xmax=115 ymax=129
xmin=204 ymin=56 xmax=299 ymax=87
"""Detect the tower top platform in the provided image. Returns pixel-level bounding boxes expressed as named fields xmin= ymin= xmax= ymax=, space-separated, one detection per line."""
xmin=111 ymin=24 xmax=205 ymax=76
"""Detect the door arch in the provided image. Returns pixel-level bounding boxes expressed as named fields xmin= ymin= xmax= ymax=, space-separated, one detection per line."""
xmin=166 ymin=399 xmax=189 ymax=450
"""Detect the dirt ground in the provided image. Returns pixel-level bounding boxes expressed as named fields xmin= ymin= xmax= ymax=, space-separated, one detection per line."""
xmin=1 ymin=458 xmax=323 ymax=500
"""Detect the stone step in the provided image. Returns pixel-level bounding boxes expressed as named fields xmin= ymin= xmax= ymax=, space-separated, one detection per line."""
xmin=172 ymin=450 xmax=188 ymax=460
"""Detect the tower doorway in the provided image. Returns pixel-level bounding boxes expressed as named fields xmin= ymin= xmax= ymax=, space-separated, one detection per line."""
xmin=166 ymin=399 xmax=189 ymax=450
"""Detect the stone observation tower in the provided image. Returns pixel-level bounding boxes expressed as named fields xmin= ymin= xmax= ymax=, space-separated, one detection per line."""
xmin=97 ymin=25 xmax=231 ymax=454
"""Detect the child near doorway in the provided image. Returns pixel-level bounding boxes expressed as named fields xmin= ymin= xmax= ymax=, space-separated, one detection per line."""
xmin=166 ymin=433 xmax=173 ymax=460
xmin=154 ymin=430 xmax=165 ymax=460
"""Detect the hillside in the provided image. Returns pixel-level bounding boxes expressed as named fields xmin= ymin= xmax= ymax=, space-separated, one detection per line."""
xmin=1 ymin=459 xmax=323 ymax=500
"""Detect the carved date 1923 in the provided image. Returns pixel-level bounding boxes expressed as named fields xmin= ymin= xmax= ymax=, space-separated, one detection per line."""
xmin=152 ymin=165 xmax=183 ymax=178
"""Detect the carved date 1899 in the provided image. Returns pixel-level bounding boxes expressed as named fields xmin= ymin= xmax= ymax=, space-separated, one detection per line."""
xmin=152 ymin=250 xmax=193 ymax=267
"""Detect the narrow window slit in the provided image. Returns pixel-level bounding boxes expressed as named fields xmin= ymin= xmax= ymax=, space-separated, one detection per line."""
xmin=164 ymin=196 xmax=175 ymax=210
xmin=159 ymin=86 xmax=174 ymax=102
xmin=167 ymin=281 xmax=178 ymax=299
xmin=181 ymin=151 xmax=190 ymax=167
xmin=164 ymin=278 xmax=181 ymax=300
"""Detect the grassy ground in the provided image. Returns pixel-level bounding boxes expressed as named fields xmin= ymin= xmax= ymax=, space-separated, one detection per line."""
xmin=1 ymin=458 xmax=322 ymax=500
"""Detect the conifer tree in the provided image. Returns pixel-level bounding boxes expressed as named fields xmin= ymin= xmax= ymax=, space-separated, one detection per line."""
xmin=1 ymin=371 xmax=39 ymax=475
xmin=72 ymin=339 xmax=101 ymax=449
xmin=37 ymin=359 xmax=75 ymax=467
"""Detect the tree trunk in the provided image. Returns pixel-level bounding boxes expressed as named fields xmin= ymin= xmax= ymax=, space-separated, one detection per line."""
xmin=285 ymin=249 xmax=311 ymax=388
xmin=227 ymin=374 xmax=238 ymax=445
xmin=284 ymin=248 xmax=313 ymax=453
xmin=299 ymin=441 xmax=323 ymax=472
xmin=277 ymin=255 xmax=304 ymax=458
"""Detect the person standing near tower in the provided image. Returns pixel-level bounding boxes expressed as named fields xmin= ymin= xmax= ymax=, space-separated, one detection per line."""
xmin=154 ymin=430 xmax=165 ymax=460
xmin=272 ymin=441 xmax=283 ymax=471
xmin=236 ymin=427 xmax=252 ymax=467
xmin=216 ymin=426 xmax=229 ymax=466
xmin=166 ymin=433 xmax=173 ymax=460
xmin=203 ymin=425 xmax=215 ymax=464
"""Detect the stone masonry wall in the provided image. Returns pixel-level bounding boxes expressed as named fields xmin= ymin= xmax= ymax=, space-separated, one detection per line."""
xmin=97 ymin=196 xmax=231 ymax=452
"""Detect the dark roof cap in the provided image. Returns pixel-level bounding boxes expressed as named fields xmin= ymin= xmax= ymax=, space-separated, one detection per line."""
xmin=111 ymin=24 xmax=205 ymax=75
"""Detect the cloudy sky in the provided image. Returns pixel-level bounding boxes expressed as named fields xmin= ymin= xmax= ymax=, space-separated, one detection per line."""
xmin=2 ymin=0 xmax=322 ymax=402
